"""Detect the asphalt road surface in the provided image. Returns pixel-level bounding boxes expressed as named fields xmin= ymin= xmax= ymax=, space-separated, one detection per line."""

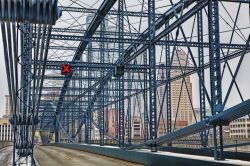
xmin=35 ymin=146 xmax=142 ymax=166
xmin=0 ymin=146 xmax=13 ymax=166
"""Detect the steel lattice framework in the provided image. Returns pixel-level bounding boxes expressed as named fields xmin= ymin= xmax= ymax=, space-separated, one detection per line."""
xmin=1 ymin=0 xmax=250 ymax=165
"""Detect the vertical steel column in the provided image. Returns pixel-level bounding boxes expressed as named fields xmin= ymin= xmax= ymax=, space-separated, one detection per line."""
xmin=127 ymin=71 xmax=132 ymax=144
xmin=118 ymin=0 xmax=125 ymax=147
xmin=208 ymin=0 xmax=224 ymax=160
xmin=67 ymin=87 xmax=70 ymax=142
xmin=148 ymin=0 xmax=157 ymax=152
xmin=20 ymin=23 xmax=31 ymax=157
xmin=99 ymin=21 xmax=105 ymax=146
xmin=86 ymin=43 xmax=92 ymax=144
xmin=72 ymin=79 xmax=76 ymax=141
xmin=197 ymin=9 xmax=207 ymax=148
xmin=115 ymin=81 xmax=119 ymax=139
xmin=165 ymin=22 xmax=172 ymax=138
xmin=143 ymin=52 xmax=149 ymax=141
xmin=78 ymin=68 xmax=83 ymax=143
xmin=54 ymin=111 xmax=59 ymax=142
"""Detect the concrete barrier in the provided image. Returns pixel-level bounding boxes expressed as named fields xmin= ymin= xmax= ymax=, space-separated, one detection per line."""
xmin=50 ymin=143 xmax=247 ymax=166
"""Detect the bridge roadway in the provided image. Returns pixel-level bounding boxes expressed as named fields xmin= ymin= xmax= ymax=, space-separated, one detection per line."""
xmin=0 ymin=146 xmax=13 ymax=166
xmin=35 ymin=146 xmax=142 ymax=166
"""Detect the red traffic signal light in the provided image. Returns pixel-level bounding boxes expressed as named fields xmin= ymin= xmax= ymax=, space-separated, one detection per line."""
xmin=61 ymin=64 xmax=72 ymax=75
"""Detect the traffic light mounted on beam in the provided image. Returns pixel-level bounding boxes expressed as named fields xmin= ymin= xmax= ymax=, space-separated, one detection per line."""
xmin=114 ymin=65 xmax=124 ymax=77
xmin=61 ymin=64 xmax=72 ymax=75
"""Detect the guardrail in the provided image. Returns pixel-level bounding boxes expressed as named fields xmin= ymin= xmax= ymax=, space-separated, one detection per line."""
xmin=50 ymin=143 xmax=248 ymax=166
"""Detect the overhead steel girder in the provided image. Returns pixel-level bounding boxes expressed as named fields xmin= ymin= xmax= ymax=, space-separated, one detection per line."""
xmin=59 ymin=6 xmax=163 ymax=18
xmin=56 ymin=0 xmax=118 ymax=115
xmin=51 ymin=28 xmax=141 ymax=37
xmin=48 ymin=46 xmax=119 ymax=52
xmin=38 ymin=61 xmax=195 ymax=71
xmin=38 ymin=110 xmax=84 ymax=113
xmin=39 ymin=93 xmax=121 ymax=98
xmin=38 ymin=76 xmax=152 ymax=82
xmin=40 ymin=61 xmax=149 ymax=70
xmin=39 ymin=87 xmax=142 ymax=91
xmin=39 ymin=103 xmax=87 ymax=106
xmin=42 ymin=67 xmax=147 ymax=73
xmin=39 ymin=76 xmax=175 ymax=83
xmin=47 ymin=34 xmax=247 ymax=49
xmin=48 ymin=43 xmax=248 ymax=51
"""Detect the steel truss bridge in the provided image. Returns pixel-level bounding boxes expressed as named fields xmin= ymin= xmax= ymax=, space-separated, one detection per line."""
xmin=0 ymin=0 xmax=250 ymax=165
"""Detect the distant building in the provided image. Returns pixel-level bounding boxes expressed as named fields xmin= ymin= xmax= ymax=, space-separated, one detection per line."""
xmin=230 ymin=116 xmax=250 ymax=139
xmin=42 ymin=91 xmax=59 ymax=102
xmin=157 ymin=64 xmax=167 ymax=135
xmin=157 ymin=50 xmax=193 ymax=135
xmin=106 ymin=108 xmax=117 ymax=137
xmin=3 ymin=95 xmax=11 ymax=118
xmin=92 ymin=127 xmax=100 ymax=140
xmin=92 ymin=112 xmax=100 ymax=140
xmin=171 ymin=50 xmax=193 ymax=130
xmin=132 ymin=117 xmax=142 ymax=139
xmin=0 ymin=118 xmax=12 ymax=141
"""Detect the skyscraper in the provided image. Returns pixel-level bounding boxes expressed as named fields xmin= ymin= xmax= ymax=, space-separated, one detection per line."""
xmin=171 ymin=50 xmax=193 ymax=130
xmin=157 ymin=50 xmax=193 ymax=136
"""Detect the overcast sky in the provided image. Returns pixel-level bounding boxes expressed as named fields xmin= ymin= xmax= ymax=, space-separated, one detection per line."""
xmin=0 ymin=0 xmax=249 ymax=117
xmin=0 ymin=33 xmax=8 ymax=117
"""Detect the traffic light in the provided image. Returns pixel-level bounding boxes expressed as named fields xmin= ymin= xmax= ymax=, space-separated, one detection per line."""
xmin=114 ymin=65 xmax=124 ymax=77
xmin=61 ymin=64 xmax=72 ymax=75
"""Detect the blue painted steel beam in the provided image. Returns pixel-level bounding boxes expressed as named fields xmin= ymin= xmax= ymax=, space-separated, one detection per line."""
xmin=118 ymin=0 xmax=125 ymax=147
xmin=197 ymin=8 xmax=207 ymax=148
xmin=148 ymin=0 xmax=157 ymax=152
xmin=46 ymin=34 xmax=249 ymax=50
xmin=208 ymin=0 xmax=223 ymax=160
xmin=59 ymin=6 xmax=163 ymax=17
